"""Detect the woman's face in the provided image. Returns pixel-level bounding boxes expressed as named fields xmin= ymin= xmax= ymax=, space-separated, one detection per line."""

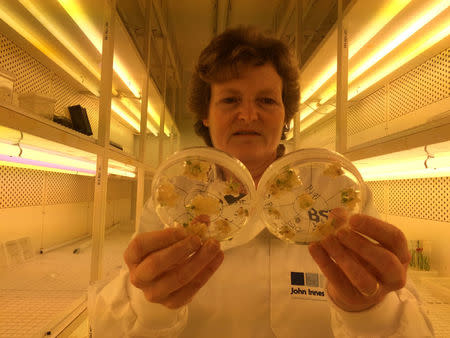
xmin=204 ymin=63 xmax=285 ymax=165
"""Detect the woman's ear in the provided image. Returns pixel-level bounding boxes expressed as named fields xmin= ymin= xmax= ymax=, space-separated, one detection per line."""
xmin=202 ymin=119 xmax=209 ymax=127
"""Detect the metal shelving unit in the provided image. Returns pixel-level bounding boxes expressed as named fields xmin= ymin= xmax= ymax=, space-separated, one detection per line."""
xmin=0 ymin=1 xmax=182 ymax=335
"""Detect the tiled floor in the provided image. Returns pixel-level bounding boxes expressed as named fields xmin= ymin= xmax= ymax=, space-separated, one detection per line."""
xmin=2 ymin=236 xmax=448 ymax=337
xmin=409 ymin=273 xmax=450 ymax=337
xmin=0 ymin=229 xmax=132 ymax=337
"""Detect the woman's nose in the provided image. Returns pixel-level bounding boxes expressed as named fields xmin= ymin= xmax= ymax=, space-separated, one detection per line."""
xmin=237 ymin=100 xmax=258 ymax=122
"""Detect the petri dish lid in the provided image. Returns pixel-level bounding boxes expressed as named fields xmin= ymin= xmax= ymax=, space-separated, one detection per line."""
xmin=257 ymin=148 xmax=366 ymax=244
xmin=151 ymin=147 xmax=256 ymax=242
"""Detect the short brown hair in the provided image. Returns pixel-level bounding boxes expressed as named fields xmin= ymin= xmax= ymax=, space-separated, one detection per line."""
xmin=188 ymin=26 xmax=300 ymax=146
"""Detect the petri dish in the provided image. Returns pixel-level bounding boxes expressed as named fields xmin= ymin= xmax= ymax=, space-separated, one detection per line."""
xmin=257 ymin=148 xmax=366 ymax=244
xmin=151 ymin=147 xmax=256 ymax=242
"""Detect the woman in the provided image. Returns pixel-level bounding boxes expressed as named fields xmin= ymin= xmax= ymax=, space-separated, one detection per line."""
xmin=90 ymin=27 xmax=433 ymax=337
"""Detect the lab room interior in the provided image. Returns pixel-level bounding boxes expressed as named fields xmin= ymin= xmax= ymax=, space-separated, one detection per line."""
xmin=0 ymin=0 xmax=449 ymax=337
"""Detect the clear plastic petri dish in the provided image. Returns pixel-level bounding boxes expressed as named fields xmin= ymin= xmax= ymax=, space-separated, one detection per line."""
xmin=257 ymin=148 xmax=366 ymax=244
xmin=151 ymin=147 xmax=256 ymax=242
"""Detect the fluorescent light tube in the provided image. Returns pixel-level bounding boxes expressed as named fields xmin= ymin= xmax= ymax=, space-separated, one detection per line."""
xmin=0 ymin=154 xmax=95 ymax=176
xmin=57 ymin=0 xmax=141 ymax=98
xmin=301 ymin=0 xmax=411 ymax=104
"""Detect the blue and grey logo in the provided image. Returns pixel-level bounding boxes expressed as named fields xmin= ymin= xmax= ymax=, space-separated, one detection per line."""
xmin=290 ymin=272 xmax=325 ymax=297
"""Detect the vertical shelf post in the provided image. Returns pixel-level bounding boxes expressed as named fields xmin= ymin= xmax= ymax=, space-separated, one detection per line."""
xmin=158 ymin=34 xmax=168 ymax=164
xmin=294 ymin=0 xmax=303 ymax=150
xmin=90 ymin=0 xmax=115 ymax=283
xmin=135 ymin=0 xmax=153 ymax=233
xmin=336 ymin=0 xmax=348 ymax=153
xmin=170 ymin=87 xmax=176 ymax=154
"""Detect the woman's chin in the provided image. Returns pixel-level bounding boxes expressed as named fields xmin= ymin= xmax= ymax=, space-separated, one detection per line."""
xmin=226 ymin=146 xmax=271 ymax=165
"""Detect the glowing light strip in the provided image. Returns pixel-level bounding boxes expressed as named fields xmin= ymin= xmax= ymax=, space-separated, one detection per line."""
xmin=58 ymin=0 xmax=141 ymax=98
xmin=0 ymin=160 xmax=94 ymax=176
xmin=319 ymin=3 xmax=449 ymax=104
xmin=0 ymin=4 xmax=100 ymax=96
xmin=148 ymin=102 xmax=171 ymax=136
xmin=111 ymin=102 xmax=140 ymax=132
xmin=57 ymin=0 xmax=101 ymax=50
xmin=57 ymin=0 xmax=173 ymax=134
xmin=147 ymin=102 xmax=160 ymax=126
xmin=300 ymin=105 xmax=335 ymax=131
xmin=0 ymin=154 xmax=95 ymax=175
xmin=301 ymin=64 xmax=336 ymax=104
xmin=300 ymin=0 xmax=410 ymax=103
xmin=359 ymin=167 xmax=450 ymax=181
xmin=0 ymin=141 xmax=135 ymax=177
xmin=120 ymin=98 xmax=158 ymax=135
xmin=0 ymin=156 xmax=135 ymax=177
xmin=299 ymin=106 xmax=314 ymax=121
xmin=19 ymin=0 xmax=101 ymax=79
xmin=349 ymin=1 xmax=448 ymax=83
xmin=108 ymin=167 xmax=136 ymax=178
xmin=299 ymin=102 xmax=320 ymax=121
xmin=57 ymin=0 xmax=169 ymax=134
xmin=0 ymin=143 xmax=95 ymax=170
xmin=348 ymin=23 xmax=450 ymax=100
xmin=348 ymin=0 xmax=412 ymax=58
xmin=109 ymin=159 xmax=134 ymax=170
xmin=354 ymin=150 xmax=450 ymax=180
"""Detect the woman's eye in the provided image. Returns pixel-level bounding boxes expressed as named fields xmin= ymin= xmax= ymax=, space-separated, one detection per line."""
xmin=222 ymin=97 xmax=238 ymax=104
xmin=260 ymin=97 xmax=276 ymax=105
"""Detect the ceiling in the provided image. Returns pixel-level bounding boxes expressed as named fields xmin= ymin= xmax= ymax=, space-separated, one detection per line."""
xmin=166 ymin=0 xmax=279 ymax=73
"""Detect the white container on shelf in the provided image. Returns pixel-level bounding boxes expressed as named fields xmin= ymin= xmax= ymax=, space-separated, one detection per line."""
xmin=0 ymin=67 xmax=15 ymax=104
xmin=18 ymin=92 xmax=56 ymax=120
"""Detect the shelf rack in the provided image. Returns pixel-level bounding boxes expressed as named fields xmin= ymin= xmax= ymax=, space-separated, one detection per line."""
xmin=0 ymin=0 xmax=182 ymax=284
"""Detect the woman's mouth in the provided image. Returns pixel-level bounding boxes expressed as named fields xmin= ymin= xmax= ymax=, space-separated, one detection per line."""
xmin=232 ymin=131 xmax=261 ymax=136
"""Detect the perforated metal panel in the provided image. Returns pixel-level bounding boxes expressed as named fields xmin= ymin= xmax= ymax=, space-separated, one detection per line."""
xmin=300 ymin=117 xmax=336 ymax=148
xmin=366 ymin=180 xmax=385 ymax=214
xmin=0 ymin=166 xmax=95 ymax=208
xmin=389 ymin=177 xmax=449 ymax=222
xmin=0 ymin=34 xmax=52 ymax=96
xmin=46 ymin=172 xmax=94 ymax=205
xmin=389 ymin=48 xmax=450 ymax=120
xmin=348 ymin=87 xmax=386 ymax=136
xmin=367 ymin=177 xmax=450 ymax=222
xmin=0 ymin=166 xmax=44 ymax=208
xmin=0 ymin=166 xmax=142 ymax=209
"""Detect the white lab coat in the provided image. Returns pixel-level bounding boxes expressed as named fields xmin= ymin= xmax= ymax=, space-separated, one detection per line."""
xmin=89 ymin=184 xmax=434 ymax=337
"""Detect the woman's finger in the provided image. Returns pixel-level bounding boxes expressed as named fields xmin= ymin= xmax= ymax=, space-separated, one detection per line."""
xmin=336 ymin=228 xmax=407 ymax=290
xmin=349 ymin=214 xmax=410 ymax=264
xmin=161 ymin=251 xmax=225 ymax=309
xmin=308 ymin=241 xmax=355 ymax=293
xmin=144 ymin=239 xmax=221 ymax=302
xmin=309 ymin=241 xmax=383 ymax=311
xmin=132 ymin=235 xmax=202 ymax=287
xmin=124 ymin=228 xmax=188 ymax=268
xmin=329 ymin=207 xmax=349 ymax=229
xmin=319 ymin=235 xmax=380 ymax=297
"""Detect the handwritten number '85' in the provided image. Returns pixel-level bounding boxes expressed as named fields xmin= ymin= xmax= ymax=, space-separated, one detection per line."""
xmin=307 ymin=208 xmax=330 ymax=223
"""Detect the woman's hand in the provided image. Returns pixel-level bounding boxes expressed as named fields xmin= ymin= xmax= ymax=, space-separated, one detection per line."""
xmin=124 ymin=228 xmax=224 ymax=310
xmin=308 ymin=214 xmax=411 ymax=312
